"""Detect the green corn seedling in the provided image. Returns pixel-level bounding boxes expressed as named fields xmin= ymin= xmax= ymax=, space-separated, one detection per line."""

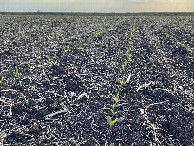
xmin=8 ymin=44 xmax=13 ymax=49
xmin=124 ymin=59 xmax=128 ymax=67
xmin=28 ymin=63 xmax=31 ymax=68
xmin=115 ymin=84 xmax=121 ymax=91
xmin=107 ymin=116 xmax=118 ymax=129
xmin=110 ymin=92 xmax=119 ymax=101
xmin=48 ymin=53 xmax=56 ymax=61
xmin=125 ymin=52 xmax=132 ymax=59
xmin=112 ymin=99 xmax=119 ymax=112
xmin=93 ymin=32 xmax=101 ymax=37
xmin=37 ymin=60 xmax=42 ymax=64
xmin=63 ymin=47 xmax=69 ymax=52
xmin=53 ymin=53 xmax=56 ymax=59
xmin=47 ymin=56 xmax=51 ymax=61
xmin=115 ymin=77 xmax=125 ymax=90
xmin=118 ymin=77 xmax=125 ymax=86
xmin=111 ymin=92 xmax=119 ymax=113
xmin=125 ymin=52 xmax=130 ymax=58
xmin=0 ymin=76 xmax=3 ymax=85
xmin=103 ymin=107 xmax=114 ymax=114
xmin=13 ymin=67 xmax=18 ymax=77
xmin=103 ymin=92 xmax=120 ymax=114
xmin=122 ymin=65 xmax=125 ymax=71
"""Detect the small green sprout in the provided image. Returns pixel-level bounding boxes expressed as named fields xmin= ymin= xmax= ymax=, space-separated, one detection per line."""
xmin=112 ymin=102 xmax=117 ymax=112
xmin=118 ymin=77 xmax=125 ymax=86
xmin=124 ymin=60 xmax=128 ymax=67
xmin=125 ymin=52 xmax=132 ymax=59
xmin=110 ymin=92 xmax=119 ymax=101
xmin=13 ymin=67 xmax=18 ymax=77
xmin=115 ymin=84 xmax=121 ymax=90
xmin=86 ymin=36 xmax=91 ymax=41
xmin=28 ymin=63 xmax=31 ymax=68
xmin=93 ymin=32 xmax=101 ymax=37
xmin=53 ymin=53 xmax=56 ymax=58
xmin=9 ymin=44 xmax=13 ymax=49
xmin=37 ymin=60 xmax=42 ymax=64
xmin=24 ymin=68 xmax=26 ymax=73
xmin=63 ymin=47 xmax=69 ymax=52
xmin=0 ymin=76 xmax=3 ymax=85
xmin=115 ymin=76 xmax=125 ymax=90
xmin=47 ymin=56 xmax=51 ymax=61
xmin=111 ymin=92 xmax=119 ymax=113
xmin=103 ymin=92 xmax=120 ymax=114
xmin=125 ymin=53 xmax=129 ymax=59
xmin=122 ymin=65 xmax=125 ymax=71
xmin=47 ymin=53 xmax=56 ymax=61
xmin=112 ymin=98 xmax=119 ymax=112
xmin=107 ymin=116 xmax=118 ymax=129
xmin=103 ymin=107 xmax=114 ymax=114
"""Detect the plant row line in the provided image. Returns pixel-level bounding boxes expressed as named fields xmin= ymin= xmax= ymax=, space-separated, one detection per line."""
xmin=0 ymin=17 xmax=128 ymax=89
xmin=0 ymin=17 xmax=131 ymax=146
xmin=2 ymin=17 xmax=117 ymax=49
xmin=105 ymin=18 xmax=136 ymax=129
xmin=74 ymin=18 xmax=128 ymax=48
xmin=95 ymin=18 xmax=136 ymax=146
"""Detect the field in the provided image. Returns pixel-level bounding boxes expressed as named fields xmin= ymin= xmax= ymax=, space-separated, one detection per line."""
xmin=0 ymin=14 xmax=193 ymax=145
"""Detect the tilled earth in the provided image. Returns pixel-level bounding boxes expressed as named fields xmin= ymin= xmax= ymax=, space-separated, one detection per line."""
xmin=0 ymin=15 xmax=193 ymax=145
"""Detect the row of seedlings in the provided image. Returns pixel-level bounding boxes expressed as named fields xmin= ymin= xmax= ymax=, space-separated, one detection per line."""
xmin=0 ymin=16 xmax=121 ymax=86
xmin=98 ymin=18 xmax=136 ymax=146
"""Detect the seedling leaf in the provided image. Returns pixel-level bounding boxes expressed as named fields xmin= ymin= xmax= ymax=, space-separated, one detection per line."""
xmin=37 ymin=60 xmax=42 ymax=64
xmin=107 ymin=116 xmax=112 ymax=126
xmin=112 ymin=102 xmax=117 ymax=111
xmin=124 ymin=60 xmax=128 ymax=67
xmin=118 ymin=77 xmax=125 ymax=85
xmin=109 ymin=93 xmax=116 ymax=99
xmin=13 ymin=67 xmax=18 ymax=77
xmin=28 ymin=63 xmax=31 ymax=68
xmin=116 ymin=91 xmax=119 ymax=98
xmin=122 ymin=65 xmax=125 ymax=71
xmin=103 ymin=108 xmax=114 ymax=114
xmin=115 ymin=84 xmax=120 ymax=90
xmin=107 ymin=116 xmax=118 ymax=129
xmin=0 ymin=76 xmax=3 ymax=85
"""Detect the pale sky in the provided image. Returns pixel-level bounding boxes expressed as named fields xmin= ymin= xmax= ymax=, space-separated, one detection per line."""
xmin=0 ymin=0 xmax=194 ymax=12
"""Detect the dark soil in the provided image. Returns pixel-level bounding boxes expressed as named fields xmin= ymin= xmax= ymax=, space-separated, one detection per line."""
xmin=0 ymin=15 xmax=193 ymax=146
